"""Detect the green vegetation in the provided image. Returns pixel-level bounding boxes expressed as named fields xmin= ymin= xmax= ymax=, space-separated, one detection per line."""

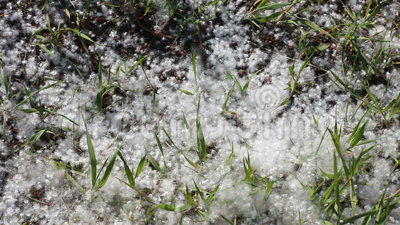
xmin=1 ymin=0 xmax=399 ymax=224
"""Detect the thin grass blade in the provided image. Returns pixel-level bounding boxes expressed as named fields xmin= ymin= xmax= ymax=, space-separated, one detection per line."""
xmin=135 ymin=155 xmax=147 ymax=178
xmin=158 ymin=203 xmax=175 ymax=211
xmin=196 ymin=97 xmax=207 ymax=162
xmin=349 ymin=121 xmax=368 ymax=147
xmin=17 ymin=82 xmax=60 ymax=106
xmin=96 ymin=149 xmax=119 ymax=190
xmin=84 ymin=122 xmax=97 ymax=187
xmin=117 ymin=152 xmax=135 ymax=186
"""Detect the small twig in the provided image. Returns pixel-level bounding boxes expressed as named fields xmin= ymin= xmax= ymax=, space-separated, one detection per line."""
xmin=27 ymin=196 xmax=52 ymax=206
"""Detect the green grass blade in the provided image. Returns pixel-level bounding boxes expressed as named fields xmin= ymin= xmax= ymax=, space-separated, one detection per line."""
xmin=365 ymin=88 xmax=379 ymax=108
xmin=185 ymin=185 xmax=194 ymax=206
xmin=16 ymin=82 xmax=60 ymax=106
xmin=179 ymin=204 xmax=191 ymax=213
xmin=226 ymin=71 xmax=243 ymax=91
xmin=97 ymin=58 xmax=103 ymax=89
xmin=182 ymin=113 xmax=190 ymax=129
xmin=95 ymin=92 xmax=104 ymax=112
xmin=19 ymin=129 xmax=48 ymax=150
xmin=18 ymin=107 xmax=50 ymax=113
xmin=242 ymin=72 xmax=257 ymax=93
xmin=312 ymin=113 xmax=319 ymax=127
xmin=255 ymin=0 xmax=269 ymax=9
xmin=351 ymin=146 xmax=374 ymax=176
xmin=365 ymin=88 xmax=385 ymax=118
xmin=96 ymin=149 xmax=119 ymax=190
xmin=329 ymin=70 xmax=348 ymax=90
xmin=72 ymin=29 xmax=95 ymax=43
xmin=254 ymin=2 xmax=292 ymax=12
xmin=63 ymin=171 xmax=86 ymax=193
xmin=52 ymin=159 xmax=85 ymax=175
xmin=151 ymin=89 xmax=157 ymax=116
xmin=135 ymin=155 xmax=147 ymax=178
xmin=157 ymin=203 xmax=175 ymax=211
xmin=328 ymin=128 xmax=350 ymax=177
xmin=225 ymin=143 xmax=235 ymax=168
xmin=279 ymin=95 xmax=291 ymax=107
xmin=205 ymin=184 xmax=219 ymax=205
xmin=322 ymin=183 xmax=335 ymax=204
xmin=85 ymin=0 xmax=92 ymax=12
xmin=297 ymin=58 xmax=310 ymax=77
xmin=220 ymin=215 xmax=237 ymax=225
xmin=193 ymin=180 xmax=205 ymax=201
xmin=320 ymin=168 xmax=334 ymax=179
xmin=340 ymin=210 xmax=376 ymax=225
xmin=196 ymin=209 xmax=210 ymax=219
xmin=196 ymin=97 xmax=207 ymax=162
xmin=84 ymin=121 xmax=97 ymax=188
xmin=37 ymin=44 xmax=55 ymax=56
xmin=333 ymin=150 xmax=341 ymax=217
xmin=383 ymin=96 xmax=397 ymax=113
xmin=126 ymin=57 xmax=146 ymax=74
xmin=222 ymin=84 xmax=235 ymax=109
xmin=264 ymin=180 xmax=274 ymax=199
xmin=254 ymin=11 xmax=282 ymax=23
xmin=147 ymin=154 xmax=162 ymax=172
xmin=343 ymin=5 xmax=357 ymax=22
xmin=17 ymin=107 xmax=78 ymax=126
xmin=154 ymin=132 xmax=167 ymax=168
xmin=296 ymin=17 xmax=335 ymax=40
xmin=179 ymin=89 xmax=194 ymax=95
xmin=191 ymin=48 xmax=197 ymax=83
xmin=389 ymin=95 xmax=400 ymax=118
xmin=349 ymin=121 xmax=368 ymax=147
xmin=243 ymin=153 xmax=253 ymax=185
xmin=183 ymin=154 xmax=202 ymax=170
xmin=204 ymin=0 xmax=221 ymax=8
xmin=154 ymin=132 xmax=164 ymax=157
xmin=364 ymin=0 xmax=390 ymax=21
xmin=380 ymin=195 xmax=400 ymax=222
xmin=56 ymin=113 xmax=79 ymax=126
xmin=162 ymin=127 xmax=180 ymax=150
xmin=31 ymin=129 xmax=49 ymax=142
xmin=1 ymin=67 xmax=11 ymax=98
xmin=117 ymin=152 xmax=135 ymax=186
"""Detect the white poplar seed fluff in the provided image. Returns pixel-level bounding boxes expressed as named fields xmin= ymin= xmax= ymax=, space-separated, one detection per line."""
xmin=0 ymin=0 xmax=399 ymax=224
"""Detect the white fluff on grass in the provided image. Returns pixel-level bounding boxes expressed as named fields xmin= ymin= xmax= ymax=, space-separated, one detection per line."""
xmin=0 ymin=0 xmax=399 ymax=224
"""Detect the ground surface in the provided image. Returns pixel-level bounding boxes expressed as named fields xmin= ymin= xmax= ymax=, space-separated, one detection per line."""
xmin=0 ymin=0 xmax=400 ymax=224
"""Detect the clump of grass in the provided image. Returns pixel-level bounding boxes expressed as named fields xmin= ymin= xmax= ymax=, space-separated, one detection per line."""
xmin=33 ymin=14 xmax=95 ymax=56
xmin=305 ymin=119 xmax=400 ymax=224
xmin=157 ymin=181 xmax=220 ymax=223
xmin=243 ymin=152 xmax=274 ymax=199
xmin=95 ymin=59 xmax=115 ymax=112
xmin=118 ymin=149 xmax=165 ymax=205
xmin=249 ymin=1 xmax=298 ymax=27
